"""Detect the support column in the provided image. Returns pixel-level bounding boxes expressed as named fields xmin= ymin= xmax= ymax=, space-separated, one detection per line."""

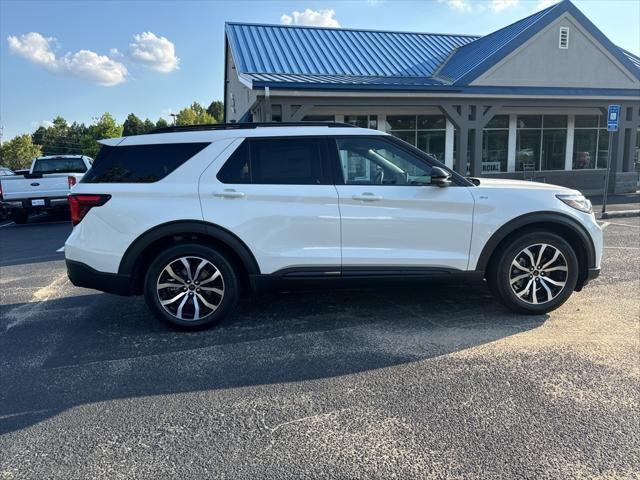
xmin=471 ymin=128 xmax=483 ymax=177
xmin=445 ymin=119 xmax=454 ymax=169
xmin=564 ymin=114 xmax=575 ymax=171
xmin=455 ymin=127 xmax=469 ymax=175
xmin=507 ymin=114 xmax=517 ymax=172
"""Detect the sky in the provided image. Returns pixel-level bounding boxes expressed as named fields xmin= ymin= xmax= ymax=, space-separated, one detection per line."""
xmin=1 ymin=0 xmax=639 ymax=140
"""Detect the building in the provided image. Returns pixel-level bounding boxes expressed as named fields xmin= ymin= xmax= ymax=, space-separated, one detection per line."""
xmin=223 ymin=0 xmax=640 ymax=193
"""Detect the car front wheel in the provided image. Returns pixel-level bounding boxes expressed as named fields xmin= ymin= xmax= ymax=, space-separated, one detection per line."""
xmin=488 ymin=231 xmax=579 ymax=314
xmin=144 ymin=243 xmax=239 ymax=329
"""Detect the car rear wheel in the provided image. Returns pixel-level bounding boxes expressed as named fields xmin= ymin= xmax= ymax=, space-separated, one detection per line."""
xmin=488 ymin=231 xmax=579 ymax=314
xmin=144 ymin=243 xmax=239 ymax=329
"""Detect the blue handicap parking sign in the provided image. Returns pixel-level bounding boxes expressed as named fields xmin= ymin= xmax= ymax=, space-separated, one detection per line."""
xmin=607 ymin=105 xmax=620 ymax=132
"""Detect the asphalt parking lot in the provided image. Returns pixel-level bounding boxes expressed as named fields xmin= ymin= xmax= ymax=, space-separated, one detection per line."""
xmin=1 ymin=213 xmax=638 ymax=479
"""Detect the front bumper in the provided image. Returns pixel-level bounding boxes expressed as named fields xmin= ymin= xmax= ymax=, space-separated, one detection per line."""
xmin=66 ymin=259 xmax=133 ymax=296
xmin=586 ymin=267 xmax=600 ymax=282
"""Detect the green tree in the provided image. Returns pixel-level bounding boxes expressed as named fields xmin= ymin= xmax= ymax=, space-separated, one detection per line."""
xmin=175 ymin=107 xmax=197 ymax=126
xmin=155 ymin=118 xmax=169 ymax=129
xmin=92 ymin=112 xmax=122 ymax=139
xmin=0 ymin=134 xmax=43 ymax=170
xmin=32 ymin=116 xmax=75 ymax=156
xmin=207 ymin=101 xmax=224 ymax=123
xmin=143 ymin=118 xmax=155 ymax=133
xmin=122 ymin=113 xmax=145 ymax=136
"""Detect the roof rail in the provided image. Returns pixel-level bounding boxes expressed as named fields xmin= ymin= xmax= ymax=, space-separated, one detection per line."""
xmin=148 ymin=121 xmax=357 ymax=134
xmin=149 ymin=121 xmax=356 ymax=134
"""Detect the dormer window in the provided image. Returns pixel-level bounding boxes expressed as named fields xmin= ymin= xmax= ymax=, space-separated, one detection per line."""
xmin=559 ymin=27 xmax=569 ymax=49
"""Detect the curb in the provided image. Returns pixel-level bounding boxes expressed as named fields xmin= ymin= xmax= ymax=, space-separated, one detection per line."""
xmin=600 ymin=210 xmax=640 ymax=219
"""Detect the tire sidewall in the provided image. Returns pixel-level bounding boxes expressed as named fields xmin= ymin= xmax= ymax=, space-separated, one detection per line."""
xmin=495 ymin=231 xmax=579 ymax=314
xmin=144 ymin=243 xmax=239 ymax=329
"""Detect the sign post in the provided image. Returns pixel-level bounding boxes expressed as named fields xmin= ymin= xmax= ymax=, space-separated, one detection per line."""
xmin=601 ymin=105 xmax=620 ymax=216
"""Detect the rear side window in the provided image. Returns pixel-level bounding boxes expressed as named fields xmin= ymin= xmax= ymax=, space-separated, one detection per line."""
xmin=33 ymin=157 xmax=87 ymax=174
xmin=217 ymin=138 xmax=325 ymax=185
xmin=83 ymin=143 xmax=209 ymax=183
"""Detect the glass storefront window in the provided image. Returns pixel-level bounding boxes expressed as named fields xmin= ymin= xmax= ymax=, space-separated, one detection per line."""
xmin=303 ymin=115 xmax=335 ymax=122
xmin=574 ymin=115 xmax=608 ymax=169
xmin=541 ymin=129 xmax=566 ymax=170
xmin=344 ymin=115 xmax=377 ymax=130
xmin=573 ymin=130 xmax=597 ymax=169
xmin=388 ymin=114 xmax=446 ymax=161
xmin=482 ymin=115 xmax=509 ymax=173
xmin=417 ymin=131 xmax=445 ymax=161
xmin=387 ymin=115 xmax=416 ymax=131
xmin=516 ymin=115 xmax=567 ymax=171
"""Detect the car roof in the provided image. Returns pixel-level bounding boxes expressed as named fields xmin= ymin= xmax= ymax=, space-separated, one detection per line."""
xmin=100 ymin=124 xmax=388 ymax=147
xmin=36 ymin=155 xmax=86 ymax=160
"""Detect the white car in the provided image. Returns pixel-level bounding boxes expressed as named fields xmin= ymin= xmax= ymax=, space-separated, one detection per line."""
xmin=65 ymin=123 xmax=602 ymax=329
xmin=1 ymin=155 xmax=92 ymax=223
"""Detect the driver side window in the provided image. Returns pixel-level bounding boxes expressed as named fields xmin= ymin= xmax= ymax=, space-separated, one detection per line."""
xmin=336 ymin=137 xmax=432 ymax=186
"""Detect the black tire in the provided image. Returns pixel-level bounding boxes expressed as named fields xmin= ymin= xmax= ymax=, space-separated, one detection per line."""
xmin=11 ymin=210 xmax=28 ymax=224
xmin=143 ymin=243 xmax=239 ymax=329
xmin=487 ymin=231 xmax=579 ymax=315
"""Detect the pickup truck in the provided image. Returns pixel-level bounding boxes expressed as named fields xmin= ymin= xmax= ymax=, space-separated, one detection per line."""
xmin=0 ymin=155 xmax=93 ymax=224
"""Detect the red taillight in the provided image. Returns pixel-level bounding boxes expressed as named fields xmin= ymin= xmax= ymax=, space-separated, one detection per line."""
xmin=69 ymin=194 xmax=111 ymax=226
xmin=68 ymin=176 xmax=77 ymax=188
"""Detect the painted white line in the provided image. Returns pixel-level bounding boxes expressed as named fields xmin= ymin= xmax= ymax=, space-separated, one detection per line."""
xmin=604 ymin=246 xmax=640 ymax=250
xmin=56 ymin=246 xmax=65 ymax=252
xmin=606 ymin=221 xmax=640 ymax=229
xmin=0 ymin=222 xmax=15 ymax=228
xmin=600 ymin=222 xmax=610 ymax=230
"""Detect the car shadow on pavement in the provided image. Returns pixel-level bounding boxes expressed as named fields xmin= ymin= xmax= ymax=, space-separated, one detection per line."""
xmin=0 ymin=283 xmax=547 ymax=435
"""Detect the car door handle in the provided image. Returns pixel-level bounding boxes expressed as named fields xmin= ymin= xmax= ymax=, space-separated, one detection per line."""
xmin=352 ymin=193 xmax=382 ymax=202
xmin=214 ymin=189 xmax=246 ymax=199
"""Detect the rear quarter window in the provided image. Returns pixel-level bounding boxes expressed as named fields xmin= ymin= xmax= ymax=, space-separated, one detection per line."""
xmin=82 ymin=143 xmax=209 ymax=183
xmin=216 ymin=137 xmax=325 ymax=185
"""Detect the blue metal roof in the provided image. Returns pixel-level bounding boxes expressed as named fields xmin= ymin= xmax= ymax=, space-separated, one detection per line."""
xmin=435 ymin=3 xmax=560 ymax=83
xmin=226 ymin=0 xmax=640 ymax=93
xmin=226 ymin=23 xmax=478 ymax=77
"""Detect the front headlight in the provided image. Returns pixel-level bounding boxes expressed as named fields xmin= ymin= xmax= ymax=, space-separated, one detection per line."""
xmin=557 ymin=194 xmax=592 ymax=213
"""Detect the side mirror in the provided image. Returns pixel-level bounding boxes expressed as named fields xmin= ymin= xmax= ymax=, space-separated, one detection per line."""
xmin=430 ymin=166 xmax=452 ymax=187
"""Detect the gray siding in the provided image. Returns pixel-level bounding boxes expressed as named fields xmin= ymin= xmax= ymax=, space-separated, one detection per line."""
xmin=472 ymin=14 xmax=640 ymax=90
xmin=225 ymin=45 xmax=259 ymax=122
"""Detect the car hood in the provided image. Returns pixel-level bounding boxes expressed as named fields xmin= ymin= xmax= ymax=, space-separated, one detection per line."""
xmin=471 ymin=177 xmax=579 ymax=194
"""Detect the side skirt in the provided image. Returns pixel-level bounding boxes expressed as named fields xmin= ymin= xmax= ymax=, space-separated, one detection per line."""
xmin=249 ymin=266 xmax=485 ymax=293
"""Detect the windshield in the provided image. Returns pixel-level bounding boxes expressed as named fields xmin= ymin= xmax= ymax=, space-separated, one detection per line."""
xmin=32 ymin=157 xmax=87 ymax=174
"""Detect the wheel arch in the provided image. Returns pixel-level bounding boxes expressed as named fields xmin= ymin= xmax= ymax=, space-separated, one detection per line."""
xmin=119 ymin=220 xmax=260 ymax=294
xmin=477 ymin=212 xmax=596 ymax=290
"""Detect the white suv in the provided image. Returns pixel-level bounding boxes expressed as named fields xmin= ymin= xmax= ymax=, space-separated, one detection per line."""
xmin=65 ymin=123 xmax=602 ymax=329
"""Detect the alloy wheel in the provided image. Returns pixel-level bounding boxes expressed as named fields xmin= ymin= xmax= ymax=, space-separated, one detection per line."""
xmin=509 ymin=243 xmax=568 ymax=305
xmin=156 ymin=256 xmax=225 ymax=321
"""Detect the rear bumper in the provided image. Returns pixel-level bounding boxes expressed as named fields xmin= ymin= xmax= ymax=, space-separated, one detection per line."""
xmin=66 ymin=259 xmax=133 ymax=296
xmin=2 ymin=197 xmax=68 ymax=209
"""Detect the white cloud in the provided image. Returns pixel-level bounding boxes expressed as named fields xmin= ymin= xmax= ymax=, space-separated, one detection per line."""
xmin=438 ymin=0 xmax=472 ymax=13
xmin=31 ymin=120 xmax=54 ymax=129
xmin=491 ymin=0 xmax=518 ymax=12
xmin=128 ymin=32 xmax=179 ymax=73
xmin=7 ymin=32 xmax=127 ymax=86
xmin=280 ymin=8 xmax=341 ymax=27
xmin=536 ymin=0 xmax=559 ymax=10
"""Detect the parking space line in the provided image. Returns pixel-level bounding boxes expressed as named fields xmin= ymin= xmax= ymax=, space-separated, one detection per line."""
xmin=606 ymin=221 xmax=640 ymax=229
xmin=599 ymin=222 xmax=610 ymax=230
xmin=56 ymin=246 xmax=65 ymax=252
xmin=0 ymin=222 xmax=15 ymax=228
